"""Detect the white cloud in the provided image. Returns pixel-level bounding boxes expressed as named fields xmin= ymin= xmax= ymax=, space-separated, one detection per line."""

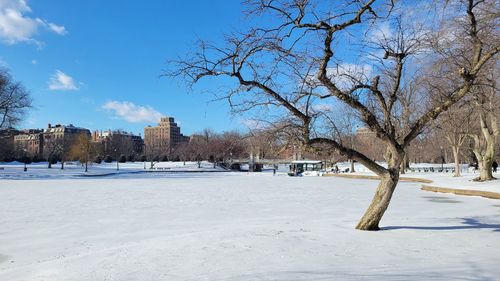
xmin=371 ymin=21 xmax=392 ymax=42
xmin=102 ymin=101 xmax=164 ymax=123
xmin=305 ymin=63 xmax=372 ymax=91
xmin=327 ymin=63 xmax=373 ymax=88
xmin=31 ymin=59 xmax=36 ymax=64
xmin=310 ymin=103 xmax=333 ymax=113
xmin=46 ymin=22 xmax=66 ymax=35
xmin=48 ymin=70 xmax=79 ymax=91
xmin=0 ymin=0 xmax=66 ymax=45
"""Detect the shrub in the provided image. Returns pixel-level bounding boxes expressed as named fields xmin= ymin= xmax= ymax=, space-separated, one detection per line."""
xmin=104 ymin=155 xmax=113 ymax=163
xmin=31 ymin=155 xmax=41 ymax=163
xmin=119 ymin=155 xmax=127 ymax=163
xmin=94 ymin=156 xmax=103 ymax=164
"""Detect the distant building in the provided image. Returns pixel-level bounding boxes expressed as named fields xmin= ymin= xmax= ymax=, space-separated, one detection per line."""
xmin=92 ymin=130 xmax=144 ymax=156
xmin=0 ymin=128 xmax=20 ymax=160
xmin=355 ymin=127 xmax=385 ymax=161
xmin=13 ymin=129 xmax=44 ymax=157
xmin=144 ymin=117 xmax=189 ymax=155
xmin=9 ymin=124 xmax=91 ymax=160
xmin=43 ymin=124 xmax=91 ymax=159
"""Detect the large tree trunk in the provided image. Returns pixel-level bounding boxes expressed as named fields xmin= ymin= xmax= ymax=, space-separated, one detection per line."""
xmin=475 ymin=146 xmax=494 ymax=181
xmin=356 ymin=170 xmax=399 ymax=230
xmin=399 ymin=160 xmax=405 ymax=174
xmin=479 ymin=159 xmax=493 ymax=180
xmin=452 ymin=146 xmax=461 ymax=177
xmin=472 ymin=113 xmax=498 ymax=181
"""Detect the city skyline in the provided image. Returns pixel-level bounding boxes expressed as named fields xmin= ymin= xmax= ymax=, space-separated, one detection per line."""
xmin=0 ymin=0 xmax=248 ymax=136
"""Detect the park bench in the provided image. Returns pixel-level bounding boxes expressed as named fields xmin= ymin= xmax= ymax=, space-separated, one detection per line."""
xmin=409 ymin=167 xmax=455 ymax=173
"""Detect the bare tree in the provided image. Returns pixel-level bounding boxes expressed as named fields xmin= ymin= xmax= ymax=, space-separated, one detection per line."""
xmin=108 ymin=130 xmax=134 ymax=161
xmin=43 ymin=133 xmax=68 ymax=169
xmin=469 ymin=84 xmax=499 ymax=181
xmin=0 ymin=68 xmax=32 ymax=129
xmin=168 ymin=0 xmax=499 ymax=230
xmin=69 ymin=133 xmax=100 ymax=172
xmin=186 ymin=134 xmax=208 ymax=168
xmin=437 ymin=104 xmax=474 ymax=176
xmin=144 ymin=144 xmax=161 ymax=169
xmin=44 ymin=139 xmax=61 ymax=169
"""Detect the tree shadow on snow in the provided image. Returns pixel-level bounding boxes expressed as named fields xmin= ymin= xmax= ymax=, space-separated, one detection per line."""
xmin=383 ymin=217 xmax=500 ymax=232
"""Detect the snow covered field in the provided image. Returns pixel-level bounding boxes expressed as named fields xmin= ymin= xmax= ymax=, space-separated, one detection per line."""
xmin=0 ymin=170 xmax=499 ymax=281
xmin=0 ymin=161 xmax=227 ymax=180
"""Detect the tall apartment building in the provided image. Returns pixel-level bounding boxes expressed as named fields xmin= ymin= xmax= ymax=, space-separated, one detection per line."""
xmin=144 ymin=117 xmax=189 ymax=155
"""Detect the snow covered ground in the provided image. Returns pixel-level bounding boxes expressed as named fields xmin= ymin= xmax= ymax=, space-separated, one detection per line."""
xmin=0 ymin=171 xmax=499 ymax=280
xmin=408 ymin=172 xmax=500 ymax=193
xmin=328 ymin=162 xmax=500 ymax=194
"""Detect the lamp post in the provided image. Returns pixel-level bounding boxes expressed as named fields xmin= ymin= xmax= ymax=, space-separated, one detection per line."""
xmin=23 ymin=148 xmax=27 ymax=172
xmin=440 ymin=146 xmax=444 ymax=171
xmin=114 ymin=148 xmax=119 ymax=171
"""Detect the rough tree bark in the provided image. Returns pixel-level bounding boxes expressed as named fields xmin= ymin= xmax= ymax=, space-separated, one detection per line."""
xmin=471 ymin=112 xmax=498 ymax=181
xmin=451 ymin=145 xmax=461 ymax=177
xmin=356 ymin=144 xmax=403 ymax=229
xmin=356 ymin=169 xmax=400 ymax=230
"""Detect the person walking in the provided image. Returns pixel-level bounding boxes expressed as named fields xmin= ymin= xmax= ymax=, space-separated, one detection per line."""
xmin=493 ymin=161 xmax=498 ymax=173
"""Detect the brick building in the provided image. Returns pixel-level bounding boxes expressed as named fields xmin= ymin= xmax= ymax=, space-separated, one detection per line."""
xmin=144 ymin=117 xmax=189 ymax=156
xmin=92 ymin=130 xmax=144 ymax=157
xmin=43 ymin=124 xmax=91 ymax=160
xmin=13 ymin=129 xmax=44 ymax=157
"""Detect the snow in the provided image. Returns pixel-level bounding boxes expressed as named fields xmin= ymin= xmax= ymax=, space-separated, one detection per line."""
xmin=0 ymin=161 xmax=227 ymax=180
xmin=324 ymin=162 xmax=500 ymax=194
xmin=0 ymin=169 xmax=499 ymax=280
xmin=408 ymin=172 xmax=500 ymax=193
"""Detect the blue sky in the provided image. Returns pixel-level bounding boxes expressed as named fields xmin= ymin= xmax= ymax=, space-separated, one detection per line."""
xmin=0 ymin=0 xmax=247 ymax=136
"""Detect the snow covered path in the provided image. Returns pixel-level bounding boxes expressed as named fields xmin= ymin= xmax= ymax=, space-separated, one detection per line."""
xmin=0 ymin=174 xmax=499 ymax=280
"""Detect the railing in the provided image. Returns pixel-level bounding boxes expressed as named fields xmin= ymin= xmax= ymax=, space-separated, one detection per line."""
xmin=409 ymin=167 xmax=455 ymax=173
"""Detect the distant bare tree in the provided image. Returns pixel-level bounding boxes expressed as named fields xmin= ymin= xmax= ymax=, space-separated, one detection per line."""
xmin=436 ymin=103 xmax=475 ymax=176
xmin=70 ymin=133 xmax=100 ymax=172
xmin=108 ymin=131 xmax=134 ymax=161
xmin=44 ymin=139 xmax=61 ymax=169
xmin=0 ymin=68 xmax=32 ymax=129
